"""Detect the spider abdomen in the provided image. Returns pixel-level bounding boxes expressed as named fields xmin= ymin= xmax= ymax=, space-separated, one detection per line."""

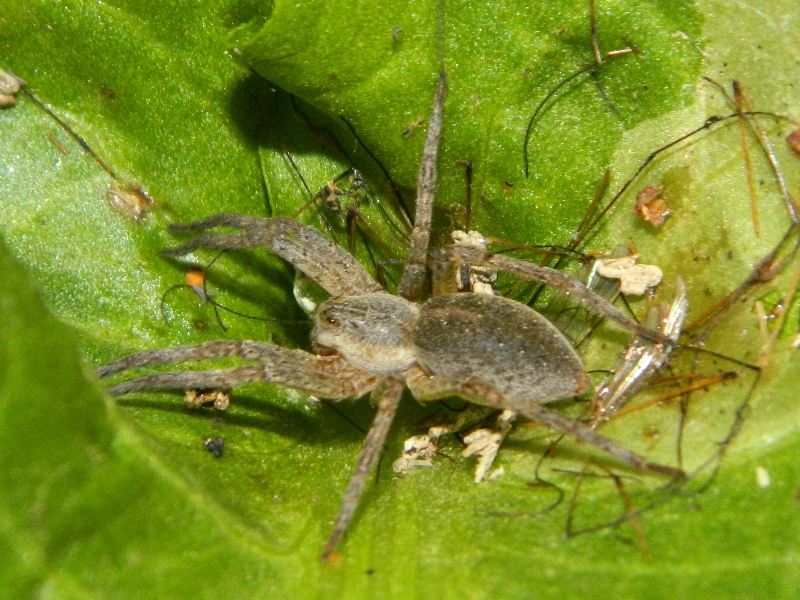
xmin=414 ymin=294 xmax=587 ymax=405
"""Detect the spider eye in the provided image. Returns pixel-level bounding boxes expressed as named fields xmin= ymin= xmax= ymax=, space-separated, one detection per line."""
xmin=320 ymin=310 xmax=340 ymax=327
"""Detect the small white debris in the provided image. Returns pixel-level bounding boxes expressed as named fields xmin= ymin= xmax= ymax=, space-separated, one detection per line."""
xmin=452 ymin=230 xmax=487 ymax=248
xmin=596 ymin=255 xmax=663 ymax=295
xmin=465 ymin=273 xmax=497 ymax=295
xmin=462 ymin=430 xmax=504 ymax=483
xmin=461 ymin=410 xmax=515 ymax=483
xmin=755 ymin=466 xmax=771 ymax=489
xmin=487 ymin=466 xmax=505 ymax=480
xmin=428 ymin=426 xmax=449 ymax=440
xmin=392 ymin=408 xmax=517 ymax=482
xmin=184 ymin=389 xmax=230 ymax=411
xmin=392 ymin=428 xmax=446 ymax=475
xmin=792 ymin=331 xmax=800 ymax=349
xmin=452 ymin=230 xmax=497 ymax=295
xmin=297 ymin=296 xmax=317 ymax=314
xmin=0 ymin=69 xmax=23 ymax=107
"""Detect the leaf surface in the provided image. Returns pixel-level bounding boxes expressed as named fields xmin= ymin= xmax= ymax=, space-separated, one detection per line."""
xmin=1 ymin=0 xmax=799 ymax=597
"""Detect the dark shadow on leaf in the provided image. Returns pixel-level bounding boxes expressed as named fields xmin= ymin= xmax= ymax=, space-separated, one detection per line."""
xmin=118 ymin=393 xmax=375 ymax=446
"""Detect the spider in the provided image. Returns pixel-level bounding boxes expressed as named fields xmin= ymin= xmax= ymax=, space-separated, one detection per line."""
xmin=97 ymin=73 xmax=684 ymax=562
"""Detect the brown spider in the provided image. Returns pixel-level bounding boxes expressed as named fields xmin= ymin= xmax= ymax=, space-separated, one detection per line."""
xmin=97 ymin=74 xmax=683 ymax=561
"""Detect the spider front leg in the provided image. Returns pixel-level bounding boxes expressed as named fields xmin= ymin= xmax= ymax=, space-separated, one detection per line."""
xmin=98 ymin=340 xmax=380 ymax=399
xmin=161 ymin=214 xmax=383 ymax=297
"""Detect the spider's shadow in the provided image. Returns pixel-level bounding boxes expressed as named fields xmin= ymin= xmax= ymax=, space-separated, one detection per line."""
xmin=117 ymin=389 xmax=445 ymax=448
xmin=227 ymin=72 xmax=412 ymax=223
xmin=118 ymin=393 xmax=368 ymax=446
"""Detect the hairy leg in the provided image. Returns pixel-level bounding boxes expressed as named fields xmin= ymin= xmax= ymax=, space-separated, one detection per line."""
xmin=163 ymin=214 xmax=382 ymax=297
xmin=99 ymin=340 xmax=380 ymax=399
xmin=398 ymin=74 xmax=447 ymax=301
xmin=405 ymin=366 xmax=683 ymax=479
xmin=321 ymin=376 xmax=404 ymax=561
xmin=436 ymin=244 xmax=674 ymax=345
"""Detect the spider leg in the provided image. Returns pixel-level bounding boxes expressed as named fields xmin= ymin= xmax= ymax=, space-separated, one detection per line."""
xmin=162 ymin=214 xmax=382 ymax=297
xmin=398 ymin=74 xmax=447 ymax=301
xmin=321 ymin=376 xmax=404 ymax=561
xmin=522 ymin=404 xmax=683 ymax=478
xmin=98 ymin=340 xmax=285 ymax=377
xmin=438 ymin=244 xmax=674 ymax=345
xmin=98 ymin=341 xmax=380 ymax=399
xmin=405 ymin=367 xmax=684 ymax=479
xmin=106 ymin=366 xmax=269 ymax=396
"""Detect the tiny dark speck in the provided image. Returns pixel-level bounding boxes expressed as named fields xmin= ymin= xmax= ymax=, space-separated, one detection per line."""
xmin=205 ymin=436 xmax=226 ymax=458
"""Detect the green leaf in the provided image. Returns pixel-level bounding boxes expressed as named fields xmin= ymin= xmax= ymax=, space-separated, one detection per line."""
xmin=0 ymin=240 xmax=307 ymax=598
xmin=1 ymin=0 xmax=800 ymax=597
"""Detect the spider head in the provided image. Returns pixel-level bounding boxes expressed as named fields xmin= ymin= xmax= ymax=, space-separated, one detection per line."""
xmin=313 ymin=292 xmax=420 ymax=374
